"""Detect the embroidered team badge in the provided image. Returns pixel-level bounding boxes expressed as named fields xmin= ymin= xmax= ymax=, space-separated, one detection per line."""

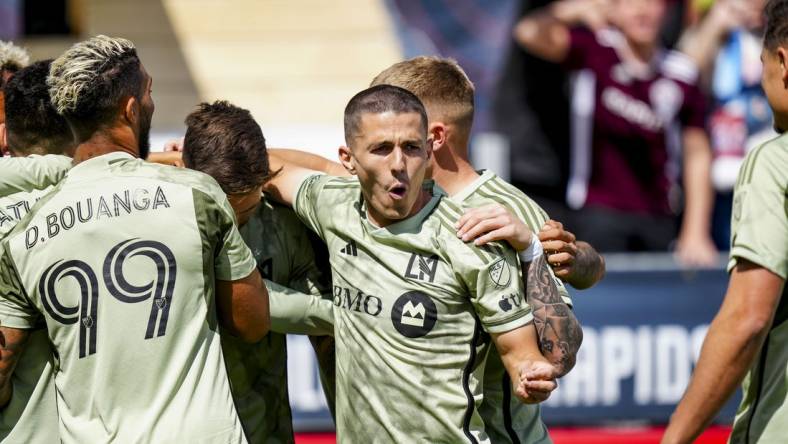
xmin=488 ymin=258 xmax=511 ymax=288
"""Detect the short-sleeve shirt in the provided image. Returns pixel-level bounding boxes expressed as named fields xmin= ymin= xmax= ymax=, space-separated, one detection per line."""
xmin=727 ymin=134 xmax=788 ymax=444
xmin=0 ymin=152 xmax=255 ymax=443
xmin=564 ymin=27 xmax=706 ymax=215
xmin=453 ymin=170 xmax=572 ymax=444
xmin=293 ymin=174 xmax=532 ymax=443
xmin=223 ymin=198 xmax=332 ymax=443
xmin=0 ymin=155 xmax=72 ymax=444
xmin=0 ymin=154 xmax=71 ymax=196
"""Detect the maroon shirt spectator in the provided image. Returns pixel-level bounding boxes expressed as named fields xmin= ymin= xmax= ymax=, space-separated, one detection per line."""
xmin=514 ymin=0 xmax=717 ymax=265
xmin=563 ymin=27 xmax=707 ymax=216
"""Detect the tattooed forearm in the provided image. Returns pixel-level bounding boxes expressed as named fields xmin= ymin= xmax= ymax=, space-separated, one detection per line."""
xmin=523 ymin=254 xmax=583 ymax=377
xmin=0 ymin=327 xmax=30 ymax=408
xmin=565 ymin=241 xmax=605 ymax=290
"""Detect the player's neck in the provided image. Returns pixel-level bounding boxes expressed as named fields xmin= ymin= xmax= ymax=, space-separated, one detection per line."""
xmin=71 ymin=127 xmax=139 ymax=165
xmin=431 ymin=143 xmax=479 ymax=196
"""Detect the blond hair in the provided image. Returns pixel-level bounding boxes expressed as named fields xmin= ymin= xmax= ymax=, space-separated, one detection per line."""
xmin=370 ymin=56 xmax=475 ymax=129
xmin=0 ymin=40 xmax=30 ymax=72
xmin=48 ymin=35 xmax=136 ymax=116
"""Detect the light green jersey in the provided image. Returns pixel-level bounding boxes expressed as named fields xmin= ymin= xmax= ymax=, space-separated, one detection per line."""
xmin=727 ymin=135 xmax=788 ymax=444
xmin=294 ymin=174 xmax=532 ymax=443
xmin=0 ymin=152 xmax=256 ymax=444
xmin=224 ymin=198 xmax=332 ymax=443
xmin=452 ymin=170 xmax=573 ymax=444
xmin=0 ymin=154 xmax=71 ymax=196
xmin=0 ymin=157 xmax=70 ymax=444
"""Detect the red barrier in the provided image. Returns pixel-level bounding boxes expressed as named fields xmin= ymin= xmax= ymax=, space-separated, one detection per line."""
xmin=295 ymin=426 xmax=733 ymax=444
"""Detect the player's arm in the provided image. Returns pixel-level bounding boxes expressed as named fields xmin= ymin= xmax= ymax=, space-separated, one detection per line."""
xmin=262 ymin=159 xmax=322 ymax=207
xmin=675 ymin=127 xmax=718 ymax=267
xmin=662 ymin=261 xmax=784 ymax=444
xmin=0 ymin=326 xmax=30 ymax=408
xmin=457 ymin=204 xmax=583 ymax=376
xmin=0 ymin=155 xmax=71 ymax=195
xmin=513 ymin=0 xmax=607 ymax=63
xmin=216 ymin=270 xmax=269 ymax=343
xmin=491 ymin=324 xmax=558 ymax=404
xmin=539 ymin=220 xmax=605 ymax=289
xmin=269 ymin=149 xmax=350 ymax=177
xmin=266 ymin=279 xmax=334 ymax=335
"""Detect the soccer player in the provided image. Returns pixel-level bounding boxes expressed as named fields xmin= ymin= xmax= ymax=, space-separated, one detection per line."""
xmin=277 ymin=56 xmax=596 ymax=443
xmin=182 ymin=100 xmax=334 ymax=442
xmin=265 ymin=84 xmax=560 ymax=442
xmin=0 ymin=40 xmax=29 ymax=157
xmin=0 ymin=35 xmax=269 ymax=442
xmin=663 ymin=1 xmax=788 ymax=442
xmin=0 ymin=59 xmax=72 ymax=444
xmin=514 ymin=0 xmax=718 ymax=266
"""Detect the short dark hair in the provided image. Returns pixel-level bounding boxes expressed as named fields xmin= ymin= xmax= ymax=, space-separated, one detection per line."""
xmin=183 ymin=100 xmax=271 ymax=194
xmin=343 ymin=84 xmax=428 ymax=144
xmin=48 ymin=36 xmax=144 ymax=138
xmin=4 ymin=60 xmax=73 ymax=156
xmin=764 ymin=0 xmax=788 ymax=50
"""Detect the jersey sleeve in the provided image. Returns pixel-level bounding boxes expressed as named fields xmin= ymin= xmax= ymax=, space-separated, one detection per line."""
xmin=728 ymin=147 xmax=788 ymax=279
xmin=562 ymin=27 xmax=597 ymax=71
xmin=679 ymin=81 xmax=707 ymax=130
xmin=0 ymin=155 xmax=71 ymax=195
xmin=292 ymin=173 xmax=329 ymax=238
xmin=266 ymin=279 xmax=334 ymax=335
xmin=462 ymin=243 xmax=533 ymax=334
xmin=208 ymin=192 xmax=257 ymax=281
xmin=0 ymin=244 xmax=39 ymax=329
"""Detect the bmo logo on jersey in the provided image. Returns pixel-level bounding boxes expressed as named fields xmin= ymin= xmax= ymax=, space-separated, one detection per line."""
xmin=391 ymin=291 xmax=437 ymax=338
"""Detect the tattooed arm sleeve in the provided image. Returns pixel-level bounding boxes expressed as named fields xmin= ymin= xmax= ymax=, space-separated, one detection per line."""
xmin=523 ymin=254 xmax=583 ymax=377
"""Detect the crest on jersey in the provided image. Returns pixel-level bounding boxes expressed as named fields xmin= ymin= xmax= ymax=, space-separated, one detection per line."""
xmin=488 ymin=258 xmax=512 ymax=288
xmin=733 ymin=191 xmax=744 ymax=222
xmin=404 ymin=253 xmax=440 ymax=283
xmin=391 ymin=291 xmax=437 ymax=338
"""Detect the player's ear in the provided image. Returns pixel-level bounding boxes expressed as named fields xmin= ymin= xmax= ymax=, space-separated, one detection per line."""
xmin=123 ymin=96 xmax=139 ymax=126
xmin=338 ymin=145 xmax=356 ymax=175
xmin=778 ymin=47 xmax=788 ymax=86
xmin=0 ymin=123 xmax=7 ymax=155
xmin=429 ymin=122 xmax=447 ymax=152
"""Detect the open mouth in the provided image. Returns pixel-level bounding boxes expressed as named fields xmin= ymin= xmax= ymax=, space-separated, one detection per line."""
xmin=388 ymin=185 xmax=407 ymax=200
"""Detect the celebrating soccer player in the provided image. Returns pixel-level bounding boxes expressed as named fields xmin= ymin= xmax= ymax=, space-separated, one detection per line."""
xmin=264 ymin=84 xmax=559 ymax=442
xmin=663 ymin=1 xmax=788 ymax=442
xmin=0 ymin=36 xmax=269 ymax=442
xmin=181 ymin=100 xmax=335 ymax=442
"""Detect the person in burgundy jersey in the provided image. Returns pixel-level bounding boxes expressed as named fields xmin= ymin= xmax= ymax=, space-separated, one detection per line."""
xmin=514 ymin=0 xmax=718 ymax=267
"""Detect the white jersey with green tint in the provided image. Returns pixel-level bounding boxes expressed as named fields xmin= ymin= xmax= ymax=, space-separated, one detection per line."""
xmin=727 ymin=135 xmax=788 ymax=444
xmin=451 ymin=170 xmax=573 ymax=444
xmin=0 ymin=156 xmax=71 ymax=443
xmin=294 ymin=174 xmax=532 ymax=443
xmin=0 ymin=154 xmax=71 ymax=196
xmin=0 ymin=152 xmax=255 ymax=444
xmin=224 ymin=198 xmax=332 ymax=443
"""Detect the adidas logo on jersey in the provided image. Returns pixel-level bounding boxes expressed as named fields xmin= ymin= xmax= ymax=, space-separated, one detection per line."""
xmin=340 ymin=240 xmax=358 ymax=256
xmin=400 ymin=301 xmax=426 ymax=327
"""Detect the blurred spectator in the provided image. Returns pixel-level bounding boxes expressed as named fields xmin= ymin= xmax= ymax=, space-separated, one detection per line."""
xmin=513 ymin=0 xmax=718 ymax=266
xmin=679 ymin=0 xmax=775 ymax=249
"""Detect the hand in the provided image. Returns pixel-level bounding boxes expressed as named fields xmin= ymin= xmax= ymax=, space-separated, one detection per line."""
xmin=538 ymin=220 xmax=578 ymax=279
xmin=146 ymin=151 xmax=184 ymax=168
xmin=455 ymin=204 xmax=534 ymax=250
xmin=514 ymin=360 xmax=559 ymax=404
xmin=162 ymin=137 xmax=184 ymax=152
xmin=706 ymin=0 xmax=759 ymax=32
xmin=674 ymin=233 xmax=718 ymax=268
xmin=557 ymin=0 xmax=611 ymax=31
